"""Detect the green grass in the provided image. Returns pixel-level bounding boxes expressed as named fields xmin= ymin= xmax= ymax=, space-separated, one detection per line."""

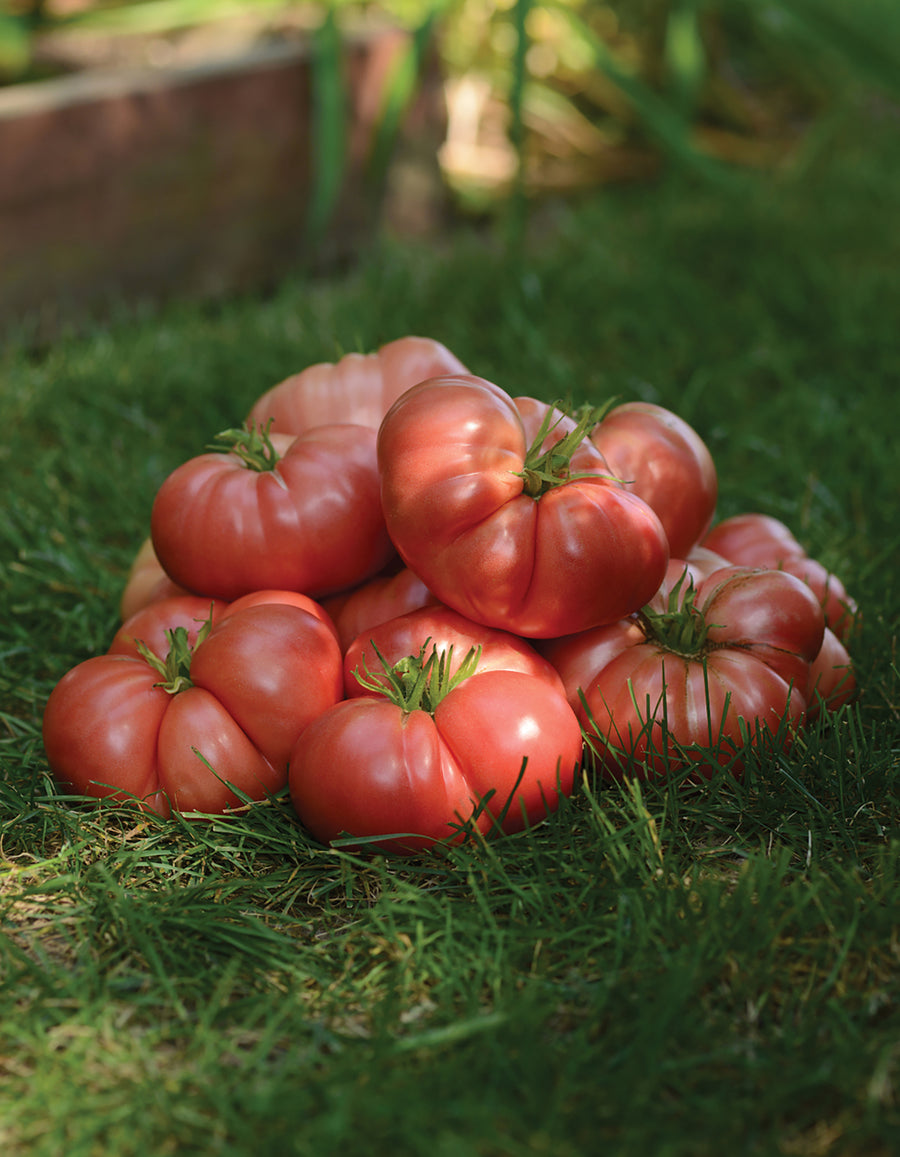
xmin=2 ymin=105 xmax=900 ymax=1155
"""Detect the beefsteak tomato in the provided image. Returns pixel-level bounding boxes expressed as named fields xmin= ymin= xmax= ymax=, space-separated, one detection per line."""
xmin=120 ymin=536 xmax=189 ymax=620
xmin=702 ymin=512 xmax=858 ymax=640
xmin=376 ymin=375 xmax=670 ymax=638
xmin=43 ymin=601 xmax=343 ymax=816
xmin=288 ymin=639 xmax=583 ymax=853
xmin=343 ymin=604 xmax=568 ymax=699
xmin=150 ymin=422 xmax=395 ymax=601
xmin=590 ymin=401 xmax=718 ymax=558
xmin=247 ymin=335 xmax=468 ymax=436
xmin=544 ymin=564 xmax=825 ymax=780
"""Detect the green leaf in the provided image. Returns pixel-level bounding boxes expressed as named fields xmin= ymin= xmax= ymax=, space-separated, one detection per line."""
xmin=307 ymin=7 xmax=347 ymax=240
xmin=367 ymin=10 xmax=437 ymax=189
xmin=0 ymin=14 xmax=31 ymax=80
xmin=545 ymin=0 xmax=738 ymax=186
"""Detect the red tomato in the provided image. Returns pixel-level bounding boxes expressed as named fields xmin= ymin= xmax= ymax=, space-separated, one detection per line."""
xmin=328 ymin=567 xmax=440 ymax=653
xmin=110 ymin=590 xmax=340 ymax=660
xmin=109 ymin=594 xmax=230 ymax=660
xmin=288 ymin=643 xmax=583 ymax=853
xmin=547 ymin=565 xmax=825 ymax=780
xmin=805 ymin=627 xmax=856 ymax=718
xmin=590 ymin=402 xmax=718 ymax=558
xmin=150 ymin=423 xmax=395 ymax=601
xmin=343 ymin=604 xmax=568 ymax=699
xmin=377 ymin=375 xmax=670 ymax=638
xmin=120 ymin=536 xmax=189 ymax=620
xmin=43 ymin=602 xmax=343 ymax=816
xmin=246 ymin=335 xmax=468 ymax=436
xmin=701 ymin=513 xmax=806 ymax=567
xmin=778 ymin=556 xmax=858 ymax=644
xmin=701 ymin=513 xmax=858 ymax=640
xmin=223 ymin=588 xmax=340 ymax=643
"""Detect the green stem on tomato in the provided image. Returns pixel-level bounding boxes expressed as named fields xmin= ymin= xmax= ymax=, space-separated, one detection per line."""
xmin=207 ymin=419 xmax=281 ymax=472
xmin=353 ymin=638 xmax=483 ymax=714
xmin=134 ymin=613 xmax=214 ymax=695
xmin=637 ymin=570 xmax=712 ymax=658
xmin=517 ymin=400 xmax=616 ymax=499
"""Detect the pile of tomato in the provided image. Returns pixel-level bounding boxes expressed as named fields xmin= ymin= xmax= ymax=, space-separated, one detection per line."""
xmin=42 ymin=336 xmax=859 ymax=854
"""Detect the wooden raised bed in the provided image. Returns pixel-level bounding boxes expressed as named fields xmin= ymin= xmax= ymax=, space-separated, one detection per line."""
xmin=0 ymin=15 xmax=445 ymax=341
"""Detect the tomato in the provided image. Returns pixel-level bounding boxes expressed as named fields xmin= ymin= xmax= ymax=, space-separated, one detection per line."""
xmin=246 ymin=335 xmax=469 ymax=436
xmin=150 ymin=422 xmax=395 ymax=601
xmin=805 ymin=627 xmax=856 ymax=718
xmin=43 ymin=601 xmax=343 ymax=816
xmin=109 ymin=594 xmax=230 ymax=660
xmin=343 ymin=604 xmax=568 ymax=699
xmin=546 ymin=565 xmax=825 ymax=780
xmin=701 ymin=513 xmax=858 ymax=641
xmin=328 ymin=567 xmax=440 ymax=653
xmin=120 ymin=536 xmax=189 ymax=620
xmin=110 ymin=590 xmax=339 ymax=660
xmin=778 ymin=556 xmax=858 ymax=644
xmin=288 ymin=640 xmax=583 ymax=853
xmin=701 ymin=513 xmax=806 ymax=567
xmin=376 ymin=375 xmax=670 ymax=638
xmin=590 ymin=402 xmax=718 ymax=558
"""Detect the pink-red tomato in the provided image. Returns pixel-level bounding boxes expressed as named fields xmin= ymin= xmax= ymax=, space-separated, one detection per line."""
xmin=701 ymin=513 xmax=858 ymax=640
xmin=777 ymin=555 xmax=858 ymax=643
xmin=343 ymin=604 xmax=568 ymax=699
xmin=702 ymin=513 xmax=806 ymax=567
xmin=288 ymin=667 xmax=583 ymax=853
xmin=150 ymin=423 xmax=395 ymax=601
xmin=109 ymin=595 xmax=230 ymax=660
xmin=110 ymin=591 xmax=339 ymax=661
xmin=377 ymin=375 xmax=670 ymax=638
xmin=246 ymin=335 xmax=469 ymax=436
xmin=546 ymin=566 xmax=825 ymax=780
xmin=120 ymin=537 xmax=189 ymax=620
xmin=328 ymin=567 xmax=440 ymax=653
xmin=805 ymin=627 xmax=856 ymax=718
xmin=43 ymin=602 xmax=343 ymax=816
xmin=590 ymin=401 xmax=718 ymax=558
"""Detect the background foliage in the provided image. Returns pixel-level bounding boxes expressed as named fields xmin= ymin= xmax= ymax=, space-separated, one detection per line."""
xmin=3 ymin=0 xmax=899 ymax=216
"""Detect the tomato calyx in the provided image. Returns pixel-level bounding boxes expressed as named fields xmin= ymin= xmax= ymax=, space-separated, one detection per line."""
xmin=637 ymin=571 xmax=713 ymax=658
xmin=208 ymin=420 xmax=281 ymax=473
xmin=354 ymin=638 xmax=482 ymax=715
xmin=134 ymin=616 xmax=213 ymax=694
xmin=517 ymin=403 xmax=609 ymax=498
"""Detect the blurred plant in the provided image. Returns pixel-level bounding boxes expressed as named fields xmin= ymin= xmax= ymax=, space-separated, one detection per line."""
xmin=3 ymin=0 xmax=898 ymax=219
xmin=434 ymin=0 xmax=900 ymax=208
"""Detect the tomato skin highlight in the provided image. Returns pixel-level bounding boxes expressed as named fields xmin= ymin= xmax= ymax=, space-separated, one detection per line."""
xmin=150 ymin=424 xmax=395 ymax=601
xmin=377 ymin=375 xmax=669 ymax=638
xmin=434 ymin=669 xmax=583 ymax=833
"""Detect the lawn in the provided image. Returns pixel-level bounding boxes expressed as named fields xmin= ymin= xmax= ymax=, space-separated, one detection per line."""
xmin=1 ymin=101 xmax=899 ymax=1155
